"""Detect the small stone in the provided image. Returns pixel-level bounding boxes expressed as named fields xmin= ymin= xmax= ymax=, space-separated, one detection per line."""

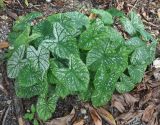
xmin=80 ymin=108 xmax=87 ymax=114
xmin=46 ymin=0 xmax=52 ymax=3
xmin=7 ymin=100 xmax=12 ymax=104
xmin=84 ymin=115 xmax=88 ymax=119
xmin=153 ymin=58 xmax=160 ymax=68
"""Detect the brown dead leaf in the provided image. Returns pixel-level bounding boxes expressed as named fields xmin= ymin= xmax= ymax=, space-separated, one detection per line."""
xmin=46 ymin=109 xmax=75 ymax=125
xmin=116 ymin=111 xmax=143 ymax=125
xmin=89 ymin=13 xmax=97 ymax=20
xmin=18 ymin=117 xmax=25 ymax=125
xmin=73 ymin=119 xmax=84 ymax=125
xmin=123 ymin=93 xmax=138 ymax=106
xmin=142 ymin=104 xmax=155 ymax=123
xmin=0 ymin=41 xmax=9 ymax=49
xmin=89 ymin=106 xmax=102 ymax=125
xmin=149 ymin=112 xmax=158 ymax=125
xmin=96 ymin=107 xmax=116 ymax=125
xmin=111 ymin=97 xmax=125 ymax=113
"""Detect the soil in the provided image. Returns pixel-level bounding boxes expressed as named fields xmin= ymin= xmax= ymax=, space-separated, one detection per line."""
xmin=0 ymin=0 xmax=160 ymax=125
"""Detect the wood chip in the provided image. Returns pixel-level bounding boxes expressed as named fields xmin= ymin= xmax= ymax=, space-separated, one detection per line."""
xmin=89 ymin=106 xmax=102 ymax=125
xmin=142 ymin=104 xmax=155 ymax=123
xmin=46 ymin=109 xmax=75 ymax=125
xmin=96 ymin=107 xmax=116 ymax=125
xmin=0 ymin=41 xmax=9 ymax=49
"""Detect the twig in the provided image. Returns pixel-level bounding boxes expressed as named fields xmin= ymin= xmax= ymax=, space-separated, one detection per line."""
xmin=16 ymin=0 xmax=24 ymax=8
xmin=2 ymin=105 xmax=10 ymax=125
xmin=143 ymin=19 xmax=159 ymax=28
xmin=130 ymin=0 xmax=139 ymax=12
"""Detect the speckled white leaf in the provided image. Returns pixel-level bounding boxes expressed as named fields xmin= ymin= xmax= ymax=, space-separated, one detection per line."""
xmin=91 ymin=64 xmax=117 ymax=106
xmin=130 ymin=46 xmax=150 ymax=65
xmin=128 ymin=65 xmax=147 ymax=83
xmin=53 ymin=55 xmax=89 ymax=97
xmin=120 ymin=17 xmax=136 ymax=35
xmin=37 ymin=95 xmax=58 ymax=121
xmin=7 ymin=45 xmax=26 ymax=78
xmin=86 ymin=40 xmax=128 ymax=72
xmin=92 ymin=9 xmax=113 ymax=24
xmin=116 ymin=74 xmax=135 ymax=93
xmin=27 ymin=45 xmax=49 ymax=75
xmin=41 ymin=22 xmax=79 ymax=59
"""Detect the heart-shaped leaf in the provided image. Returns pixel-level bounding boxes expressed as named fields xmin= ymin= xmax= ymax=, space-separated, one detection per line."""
xmin=116 ymin=74 xmax=135 ymax=93
xmin=7 ymin=45 xmax=26 ymax=78
xmin=27 ymin=45 xmax=50 ymax=76
xmin=37 ymin=95 xmax=58 ymax=121
xmin=53 ymin=55 xmax=89 ymax=97
xmin=41 ymin=22 xmax=79 ymax=59
xmin=86 ymin=40 xmax=128 ymax=72
xmin=91 ymin=64 xmax=117 ymax=106
xmin=128 ymin=64 xmax=147 ymax=83
xmin=92 ymin=9 xmax=113 ymax=24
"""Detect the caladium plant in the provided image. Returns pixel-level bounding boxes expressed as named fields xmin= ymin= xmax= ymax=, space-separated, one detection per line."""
xmin=7 ymin=9 xmax=157 ymax=121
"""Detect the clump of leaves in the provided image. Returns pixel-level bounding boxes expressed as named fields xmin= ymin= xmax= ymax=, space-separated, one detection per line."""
xmin=7 ymin=9 xmax=157 ymax=121
xmin=24 ymin=105 xmax=39 ymax=125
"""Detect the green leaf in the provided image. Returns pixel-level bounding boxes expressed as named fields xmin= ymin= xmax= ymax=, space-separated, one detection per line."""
xmin=37 ymin=95 xmax=58 ymax=121
xmin=91 ymin=64 xmax=117 ymax=106
xmin=128 ymin=65 xmax=147 ymax=83
xmin=129 ymin=11 xmax=144 ymax=31
xmin=116 ymin=74 xmax=135 ymax=93
xmin=31 ymin=105 xmax=36 ymax=113
xmin=86 ymin=40 xmax=128 ymax=71
xmin=15 ymin=77 xmax=48 ymax=98
xmin=13 ymin=26 xmax=41 ymax=49
xmin=17 ymin=64 xmax=42 ymax=87
xmin=54 ymin=55 xmax=89 ymax=97
xmin=105 ymin=26 xmax=125 ymax=44
xmin=65 ymin=11 xmax=89 ymax=29
xmin=130 ymin=46 xmax=150 ymax=65
xmin=13 ymin=12 xmax=42 ymax=31
xmin=27 ymin=45 xmax=50 ymax=76
xmin=7 ymin=45 xmax=26 ymax=78
xmin=47 ymin=13 xmax=82 ymax=36
xmin=47 ymin=59 xmax=61 ymax=84
xmin=120 ymin=17 xmax=136 ymax=35
xmin=79 ymin=19 xmax=106 ymax=50
xmin=32 ymin=20 xmax=53 ymax=46
xmin=92 ymin=9 xmax=113 ymax=24
xmin=107 ymin=8 xmax=125 ymax=17
xmin=24 ymin=113 xmax=34 ymax=121
xmin=41 ymin=22 xmax=79 ymax=59
xmin=125 ymin=37 xmax=145 ymax=49
xmin=33 ymin=119 xmax=39 ymax=125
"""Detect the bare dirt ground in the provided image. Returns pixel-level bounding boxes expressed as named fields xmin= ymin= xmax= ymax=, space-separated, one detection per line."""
xmin=0 ymin=0 xmax=160 ymax=125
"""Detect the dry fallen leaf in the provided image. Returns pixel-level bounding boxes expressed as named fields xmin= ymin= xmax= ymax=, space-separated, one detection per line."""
xmin=123 ymin=93 xmax=138 ymax=106
xmin=89 ymin=13 xmax=97 ymax=20
xmin=0 ymin=41 xmax=9 ymax=49
xmin=73 ymin=119 xmax=84 ymax=125
xmin=116 ymin=111 xmax=143 ymax=125
xmin=89 ymin=106 xmax=102 ymax=125
xmin=142 ymin=104 xmax=155 ymax=123
xmin=96 ymin=107 xmax=116 ymax=125
xmin=111 ymin=95 xmax=126 ymax=113
xmin=46 ymin=109 xmax=75 ymax=125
